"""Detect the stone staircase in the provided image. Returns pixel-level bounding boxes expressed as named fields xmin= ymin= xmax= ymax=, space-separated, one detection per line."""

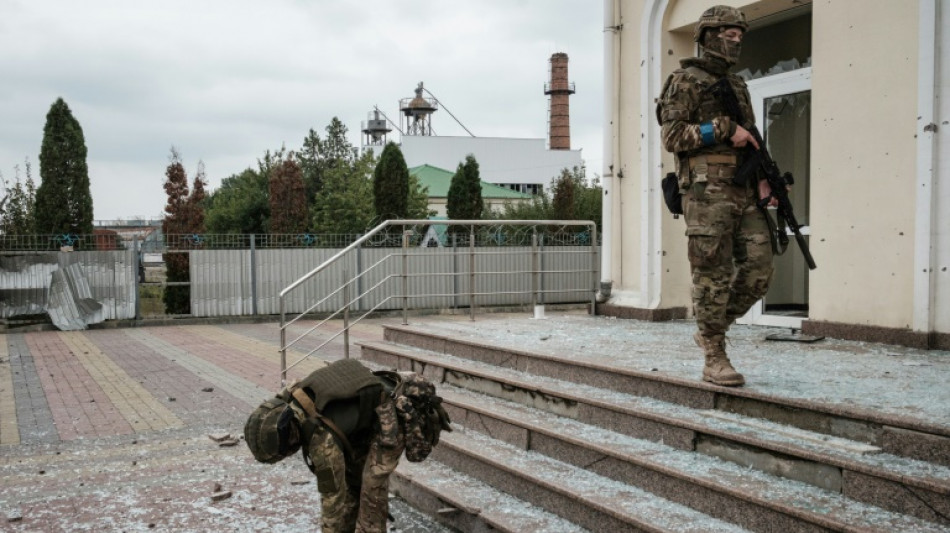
xmin=360 ymin=323 xmax=950 ymax=533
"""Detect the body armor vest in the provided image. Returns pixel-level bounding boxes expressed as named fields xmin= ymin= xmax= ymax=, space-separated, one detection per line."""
xmin=293 ymin=358 xmax=383 ymax=433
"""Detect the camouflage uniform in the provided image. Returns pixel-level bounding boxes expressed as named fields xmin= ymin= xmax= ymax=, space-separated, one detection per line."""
xmin=657 ymin=5 xmax=773 ymax=386
xmin=283 ymin=362 xmax=449 ymax=533
xmin=305 ymin=396 xmax=404 ymax=533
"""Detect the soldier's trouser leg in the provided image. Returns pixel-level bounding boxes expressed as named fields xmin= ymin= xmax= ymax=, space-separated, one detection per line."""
xmin=685 ymin=175 xmax=740 ymax=338
xmin=726 ymin=202 xmax=774 ymax=324
xmin=309 ymin=429 xmax=359 ymax=533
xmin=685 ymin=173 xmax=753 ymax=386
xmin=356 ymin=433 xmax=405 ymax=533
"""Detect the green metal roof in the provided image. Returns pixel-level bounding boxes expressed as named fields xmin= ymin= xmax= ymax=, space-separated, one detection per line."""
xmin=409 ymin=164 xmax=534 ymax=199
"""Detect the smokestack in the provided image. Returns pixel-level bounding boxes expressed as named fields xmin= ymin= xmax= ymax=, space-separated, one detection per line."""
xmin=544 ymin=52 xmax=575 ymax=150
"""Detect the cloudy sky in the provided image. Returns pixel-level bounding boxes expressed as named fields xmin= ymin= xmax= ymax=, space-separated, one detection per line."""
xmin=1 ymin=0 xmax=604 ymax=221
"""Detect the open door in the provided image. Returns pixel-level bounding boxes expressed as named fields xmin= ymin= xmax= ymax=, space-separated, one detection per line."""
xmin=740 ymin=69 xmax=812 ymax=328
xmin=734 ymin=5 xmax=813 ymax=329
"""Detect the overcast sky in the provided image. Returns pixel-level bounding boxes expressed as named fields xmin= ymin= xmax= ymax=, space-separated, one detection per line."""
xmin=0 ymin=0 xmax=604 ymax=221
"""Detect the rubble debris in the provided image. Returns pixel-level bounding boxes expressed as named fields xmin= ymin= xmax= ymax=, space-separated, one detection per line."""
xmin=208 ymin=433 xmax=232 ymax=442
xmin=211 ymin=491 xmax=232 ymax=502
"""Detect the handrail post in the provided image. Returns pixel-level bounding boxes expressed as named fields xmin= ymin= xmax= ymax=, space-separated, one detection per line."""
xmin=590 ymin=223 xmax=598 ymax=315
xmin=469 ymin=225 xmax=476 ymax=321
xmin=531 ymin=229 xmax=539 ymax=310
xmin=343 ymin=267 xmax=350 ymax=358
xmin=402 ymin=226 xmax=410 ymax=325
xmin=133 ymin=236 xmax=141 ymax=320
xmin=279 ymin=298 xmax=287 ymax=386
xmin=250 ymin=234 xmax=258 ymax=316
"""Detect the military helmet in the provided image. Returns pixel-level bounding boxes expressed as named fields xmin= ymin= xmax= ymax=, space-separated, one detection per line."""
xmin=693 ymin=5 xmax=749 ymax=42
xmin=244 ymin=397 xmax=300 ymax=463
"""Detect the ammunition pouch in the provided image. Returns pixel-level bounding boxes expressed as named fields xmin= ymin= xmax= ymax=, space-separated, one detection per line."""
xmin=662 ymin=172 xmax=683 ymax=215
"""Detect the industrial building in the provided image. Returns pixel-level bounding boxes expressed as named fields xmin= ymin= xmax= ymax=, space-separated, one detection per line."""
xmin=361 ymin=54 xmax=585 ymax=198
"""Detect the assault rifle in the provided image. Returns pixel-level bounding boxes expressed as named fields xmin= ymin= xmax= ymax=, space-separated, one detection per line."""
xmin=709 ymin=78 xmax=817 ymax=270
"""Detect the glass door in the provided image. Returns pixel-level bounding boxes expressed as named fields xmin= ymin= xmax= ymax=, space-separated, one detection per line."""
xmin=739 ymin=67 xmax=812 ymax=328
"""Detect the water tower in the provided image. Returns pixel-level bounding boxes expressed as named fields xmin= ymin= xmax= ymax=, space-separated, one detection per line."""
xmin=361 ymin=108 xmax=392 ymax=148
xmin=399 ymin=82 xmax=439 ymax=136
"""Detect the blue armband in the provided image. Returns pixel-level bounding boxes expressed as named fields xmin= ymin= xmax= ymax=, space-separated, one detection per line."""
xmin=699 ymin=121 xmax=716 ymax=146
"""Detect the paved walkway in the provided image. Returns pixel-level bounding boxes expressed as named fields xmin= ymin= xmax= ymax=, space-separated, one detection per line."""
xmin=1 ymin=310 xmax=948 ymax=531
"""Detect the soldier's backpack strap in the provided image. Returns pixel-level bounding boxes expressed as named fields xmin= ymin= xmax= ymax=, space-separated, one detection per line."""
xmin=292 ymin=387 xmax=354 ymax=459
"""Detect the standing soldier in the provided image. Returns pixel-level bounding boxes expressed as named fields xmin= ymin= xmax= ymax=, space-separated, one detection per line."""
xmin=656 ymin=5 xmax=776 ymax=387
xmin=244 ymin=359 xmax=451 ymax=532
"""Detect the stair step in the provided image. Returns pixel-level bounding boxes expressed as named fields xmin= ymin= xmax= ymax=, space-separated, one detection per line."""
xmin=359 ymin=341 xmax=950 ymax=526
xmin=381 ymin=323 xmax=950 ymax=467
xmin=393 ymin=459 xmax=592 ymax=533
xmin=433 ymin=427 xmax=751 ymax=533
xmin=438 ymin=383 xmax=949 ymax=533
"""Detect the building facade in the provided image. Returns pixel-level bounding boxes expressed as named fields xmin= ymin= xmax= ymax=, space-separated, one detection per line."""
xmin=600 ymin=0 xmax=949 ymax=348
xmin=400 ymin=136 xmax=583 ymax=196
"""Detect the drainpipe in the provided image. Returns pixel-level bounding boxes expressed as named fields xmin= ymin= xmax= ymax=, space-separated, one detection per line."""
xmin=913 ymin=0 xmax=938 ymax=337
xmin=597 ymin=0 xmax=619 ymax=303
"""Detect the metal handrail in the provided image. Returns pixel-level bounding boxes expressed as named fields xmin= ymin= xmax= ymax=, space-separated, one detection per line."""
xmin=277 ymin=219 xmax=599 ymax=385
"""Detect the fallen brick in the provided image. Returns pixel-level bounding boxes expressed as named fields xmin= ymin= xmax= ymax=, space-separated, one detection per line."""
xmin=212 ymin=491 xmax=232 ymax=502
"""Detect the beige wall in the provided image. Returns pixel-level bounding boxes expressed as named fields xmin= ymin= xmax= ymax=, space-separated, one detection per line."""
xmin=808 ymin=1 xmax=919 ymax=329
xmin=658 ymin=10 xmax=696 ymax=309
xmin=609 ymin=0 xmax=942 ymax=335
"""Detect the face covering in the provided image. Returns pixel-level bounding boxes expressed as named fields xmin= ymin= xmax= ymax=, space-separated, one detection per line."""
xmin=702 ymin=28 xmax=742 ymax=65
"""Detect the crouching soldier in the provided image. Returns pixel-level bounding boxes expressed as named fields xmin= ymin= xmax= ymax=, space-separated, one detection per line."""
xmin=244 ymin=359 xmax=452 ymax=533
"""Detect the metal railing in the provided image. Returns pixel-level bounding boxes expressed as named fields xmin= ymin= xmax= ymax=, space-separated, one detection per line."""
xmin=277 ymin=219 xmax=599 ymax=385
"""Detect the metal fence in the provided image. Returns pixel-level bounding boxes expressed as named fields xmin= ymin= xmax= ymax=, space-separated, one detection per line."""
xmin=2 ymin=227 xmax=598 ymax=253
xmin=277 ymin=220 xmax=599 ymax=384
xmin=2 ymin=224 xmax=599 ymax=337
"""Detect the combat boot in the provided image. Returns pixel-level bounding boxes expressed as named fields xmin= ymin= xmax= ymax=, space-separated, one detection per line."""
xmin=694 ymin=332 xmax=745 ymax=387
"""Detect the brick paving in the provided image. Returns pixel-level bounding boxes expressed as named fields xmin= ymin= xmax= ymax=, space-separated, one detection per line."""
xmin=0 ymin=317 xmax=448 ymax=532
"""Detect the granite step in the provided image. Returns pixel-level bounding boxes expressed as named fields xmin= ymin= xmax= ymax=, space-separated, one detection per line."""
xmin=393 ymin=458 xmax=592 ymax=533
xmin=358 ymin=340 xmax=950 ymax=526
xmin=428 ymin=426 xmax=751 ymax=533
xmin=381 ymin=323 xmax=950 ymax=467
xmin=436 ymin=383 xmax=949 ymax=533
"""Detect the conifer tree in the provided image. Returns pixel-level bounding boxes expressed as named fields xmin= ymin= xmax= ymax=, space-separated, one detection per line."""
xmin=268 ymin=155 xmax=308 ymax=234
xmin=0 ymin=161 xmax=38 ymax=236
xmin=35 ymin=98 xmax=94 ymax=236
xmin=373 ymin=142 xmax=409 ymax=223
xmin=446 ymin=154 xmax=483 ymax=225
xmin=551 ymin=168 xmax=578 ymax=221
xmin=161 ymin=148 xmax=206 ymax=315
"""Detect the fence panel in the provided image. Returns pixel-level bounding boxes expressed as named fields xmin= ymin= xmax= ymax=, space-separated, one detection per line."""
xmin=0 ymin=249 xmax=135 ymax=322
